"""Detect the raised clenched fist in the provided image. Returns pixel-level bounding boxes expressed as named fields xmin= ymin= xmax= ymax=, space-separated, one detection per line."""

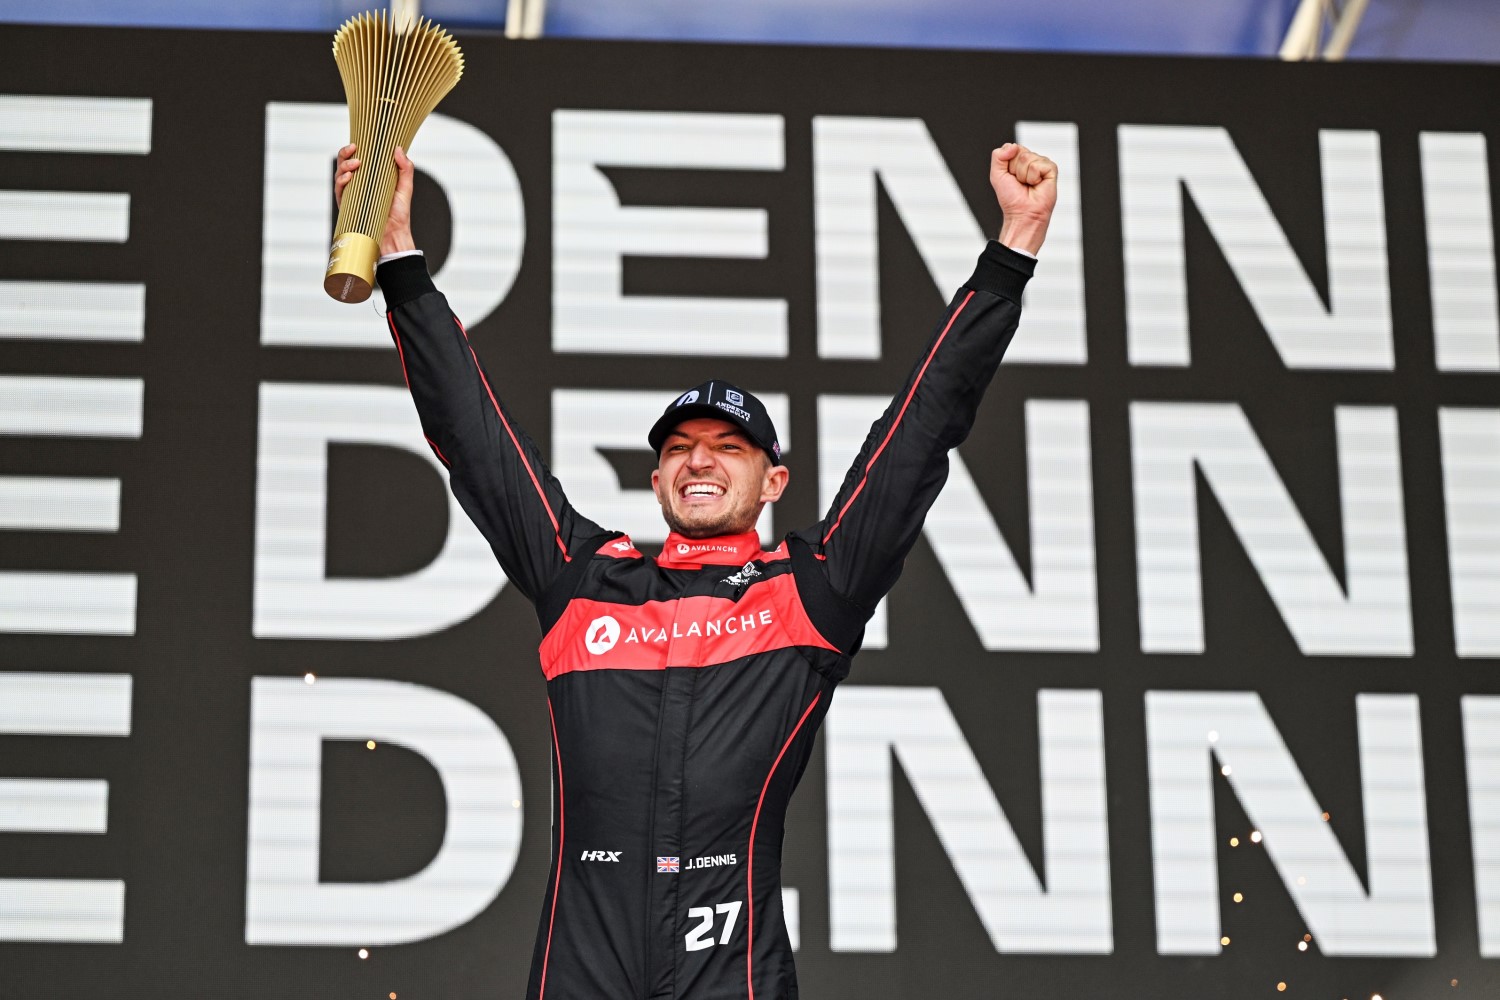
xmin=990 ymin=142 xmax=1058 ymax=256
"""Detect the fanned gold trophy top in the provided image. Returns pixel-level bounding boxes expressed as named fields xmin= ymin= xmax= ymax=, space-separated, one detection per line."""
xmin=325 ymin=10 xmax=464 ymax=303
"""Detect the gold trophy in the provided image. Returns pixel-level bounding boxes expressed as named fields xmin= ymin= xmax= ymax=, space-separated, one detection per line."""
xmin=324 ymin=10 xmax=464 ymax=303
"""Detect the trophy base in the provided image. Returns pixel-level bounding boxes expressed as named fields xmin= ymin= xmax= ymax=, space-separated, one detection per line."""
xmin=324 ymin=232 xmax=380 ymax=303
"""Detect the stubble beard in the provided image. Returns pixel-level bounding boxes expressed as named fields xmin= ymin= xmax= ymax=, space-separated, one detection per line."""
xmin=656 ymin=456 xmax=771 ymax=540
xmin=661 ymin=502 xmax=755 ymax=539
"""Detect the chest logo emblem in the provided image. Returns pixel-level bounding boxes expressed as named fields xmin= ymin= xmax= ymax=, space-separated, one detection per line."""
xmin=585 ymin=615 xmax=621 ymax=654
xmin=723 ymin=561 xmax=762 ymax=587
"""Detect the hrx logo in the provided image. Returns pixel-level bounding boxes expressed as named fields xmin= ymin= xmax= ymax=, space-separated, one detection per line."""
xmin=580 ymin=850 xmax=622 ymax=862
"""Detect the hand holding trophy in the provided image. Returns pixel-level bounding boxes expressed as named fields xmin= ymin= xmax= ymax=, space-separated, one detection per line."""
xmin=324 ymin=10 xmax=463 ymax=303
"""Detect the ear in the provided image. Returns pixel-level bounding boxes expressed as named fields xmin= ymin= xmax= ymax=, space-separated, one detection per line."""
xmin=651 ymin=467 xmax=663 ymax=505
xmin=758 ymin=464 xmax=790 ymax=505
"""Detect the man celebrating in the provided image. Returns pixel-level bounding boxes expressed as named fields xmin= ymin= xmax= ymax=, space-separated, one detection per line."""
xmin=335 ymin=138 xmax=1056 ymax=1000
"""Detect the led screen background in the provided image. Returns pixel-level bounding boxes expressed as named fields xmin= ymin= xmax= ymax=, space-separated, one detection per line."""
xmin=0 ymin=24 xmax=1498 ymax=1000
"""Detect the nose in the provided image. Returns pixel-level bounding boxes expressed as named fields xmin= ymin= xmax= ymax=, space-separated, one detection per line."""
xmin=686 ymin=440 xmax=716 ymax=470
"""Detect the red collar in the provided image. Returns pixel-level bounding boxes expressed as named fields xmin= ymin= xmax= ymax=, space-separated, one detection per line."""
xmin=656 ymin=531 xmax=765 ymax=568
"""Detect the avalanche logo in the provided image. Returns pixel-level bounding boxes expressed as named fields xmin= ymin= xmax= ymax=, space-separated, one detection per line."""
xmin=675 ymin=390 xmax=700 ymax=407
xmin=585 ymin=615 xmax=621 ymax=655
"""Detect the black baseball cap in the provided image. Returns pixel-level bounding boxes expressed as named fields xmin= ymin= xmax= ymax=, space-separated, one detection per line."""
xmin=647 ymin=380 xmax=783 ymax=465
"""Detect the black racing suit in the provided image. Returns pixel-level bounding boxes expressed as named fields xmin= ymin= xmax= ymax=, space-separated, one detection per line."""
xmin=379 ymin=241 xmax=1034 ymax=1000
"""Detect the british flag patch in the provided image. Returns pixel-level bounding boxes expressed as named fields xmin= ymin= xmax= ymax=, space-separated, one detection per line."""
xmin=657 ymin=856 xmax=679 ymax=873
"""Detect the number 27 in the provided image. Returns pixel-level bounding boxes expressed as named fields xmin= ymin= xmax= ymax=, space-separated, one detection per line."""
xmin=684 ymin=900 xmax=743 ymax=951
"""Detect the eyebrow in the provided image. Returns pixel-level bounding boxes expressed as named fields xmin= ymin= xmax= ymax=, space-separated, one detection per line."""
xmin=664 ymin=429 xmax=751 ymax=444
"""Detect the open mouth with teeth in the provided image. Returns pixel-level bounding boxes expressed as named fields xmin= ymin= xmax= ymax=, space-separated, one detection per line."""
xmin=680 ymin=482 xmax=727 ymax=503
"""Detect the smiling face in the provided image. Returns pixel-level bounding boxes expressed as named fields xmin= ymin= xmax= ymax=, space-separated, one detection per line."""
xmin=651 ymin=418 xmax=789 ymax=539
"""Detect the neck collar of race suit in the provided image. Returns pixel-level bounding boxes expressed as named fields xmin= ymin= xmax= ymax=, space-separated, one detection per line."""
xmin=657 ymin=530 xmax=767 ymax=568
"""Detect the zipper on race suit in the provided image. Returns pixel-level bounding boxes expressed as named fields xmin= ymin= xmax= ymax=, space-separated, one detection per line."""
xmin=642 ymin=665 xmax=670 ymax=997
xmin=645 ymin=573 xmax=710 ymax=998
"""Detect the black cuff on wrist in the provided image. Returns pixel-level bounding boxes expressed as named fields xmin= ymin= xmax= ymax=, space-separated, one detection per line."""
xmin=375 ymin=254 xmax=436 ymax=309
xmin=966 ymin=241 xmax=1036 ymax=303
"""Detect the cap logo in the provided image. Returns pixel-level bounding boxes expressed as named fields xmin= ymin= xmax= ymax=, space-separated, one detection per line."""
xmin=714 ymin=400 xmax=751 ymax=421
xmin=725 ymin=389 xmax=744 ymax=406
xmin=675 ymin=390 xmax=700 ymax=407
